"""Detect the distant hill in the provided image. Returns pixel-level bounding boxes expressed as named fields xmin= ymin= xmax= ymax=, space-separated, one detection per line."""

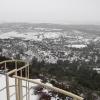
xmin=0 ymin=23 xmax=100 ymax=34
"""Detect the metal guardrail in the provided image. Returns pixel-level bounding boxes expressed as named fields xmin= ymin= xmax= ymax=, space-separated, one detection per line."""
xmin=0 ymin=60 xmax=84 ymax=100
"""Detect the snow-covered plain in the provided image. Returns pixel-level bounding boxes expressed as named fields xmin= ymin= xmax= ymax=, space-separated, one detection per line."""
xmin=0 ymin=31 xmax=61 ymax=41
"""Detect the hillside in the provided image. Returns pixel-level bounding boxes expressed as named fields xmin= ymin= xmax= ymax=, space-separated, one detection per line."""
xmin=0 ymin=23 xmax=100 ymax=99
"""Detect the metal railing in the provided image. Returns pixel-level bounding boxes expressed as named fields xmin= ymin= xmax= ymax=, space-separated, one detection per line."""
xmin=0 ymin=60 xmax=84 ymax=100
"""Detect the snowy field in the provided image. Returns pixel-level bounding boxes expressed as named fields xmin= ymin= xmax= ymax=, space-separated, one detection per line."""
xmin=0 ymin=31 xmax=61 ymax=41
xmin=0 ymin=74 xmax=60 ymax=100
xmin=0 ymin=74 xmax=41 ymax=100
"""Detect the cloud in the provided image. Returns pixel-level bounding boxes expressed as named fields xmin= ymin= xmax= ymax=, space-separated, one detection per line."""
xmin=0 ymin=0 xmax=99 ymax=24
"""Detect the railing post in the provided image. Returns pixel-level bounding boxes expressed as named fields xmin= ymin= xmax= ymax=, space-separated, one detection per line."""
xmin=15 ymin=61 xmax=19 ymax=100
xmin=18 ymin=78 xmax=23 ymax=100
xmin=28 ymin=65 xmax=30 ymax=100
xmin=5 ymin=62 xmax=10 ymax=100
xmin=25 ymin=66 xmax=28 ymax=100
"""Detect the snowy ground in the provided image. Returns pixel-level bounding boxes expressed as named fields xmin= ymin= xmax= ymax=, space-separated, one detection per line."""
xmin=0 ymin=74 xmax=41 ymax=100
xmin=0 ymin=74 xmax=60 ymax=100
xmin=67 ymin=44 xmax=87 ymax=48
xmin=0 ymin=31 xmax=61 ymax=41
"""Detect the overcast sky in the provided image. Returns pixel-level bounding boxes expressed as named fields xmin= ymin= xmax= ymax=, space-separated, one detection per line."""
xmin=0 ymin=0 xmax=99 ymax=24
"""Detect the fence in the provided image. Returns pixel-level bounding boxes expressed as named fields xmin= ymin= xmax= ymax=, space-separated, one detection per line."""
xmin=0 ymin=60 xmax=84 ymax=100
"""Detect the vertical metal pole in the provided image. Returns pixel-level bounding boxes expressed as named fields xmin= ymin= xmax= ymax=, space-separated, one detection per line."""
xmin=6 ymin=74 xmax=10 ymax=100
xmin=5 ymin=62 xmax=10 ymax=100
xmin=21 ymin=70 xmax=22 ymax=77
xmin=20 ymin=70 xmax=23 ymax=100
xmin=28 ymin=65 xmax=30 ymax=100
xmin=15 ymin=61 xmax=19 ymax=100
xmin=25 ymin=67 xmax=28 ymax=100
xmin=18 ymin=78 xmax=23 ymax=100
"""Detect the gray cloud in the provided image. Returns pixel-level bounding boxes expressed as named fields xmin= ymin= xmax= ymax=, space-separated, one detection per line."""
xmin=0 ymin=0 xmax=99 ymax=24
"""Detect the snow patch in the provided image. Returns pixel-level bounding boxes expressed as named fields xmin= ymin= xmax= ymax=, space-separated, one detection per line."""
xmin=0 ymin=31 xmax=61 ymax=41
xmin=68 ymin=44 xmax=87 ymax=48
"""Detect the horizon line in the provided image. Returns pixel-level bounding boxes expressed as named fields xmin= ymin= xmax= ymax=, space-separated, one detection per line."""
xmin=0 ymin=22 xmax=100 ymax=26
